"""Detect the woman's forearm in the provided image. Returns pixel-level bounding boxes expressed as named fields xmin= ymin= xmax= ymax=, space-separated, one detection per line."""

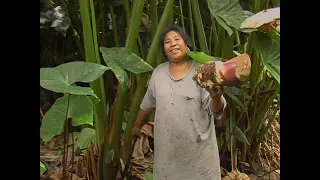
xmin=134 ymin=108 xmax=153 ymax=127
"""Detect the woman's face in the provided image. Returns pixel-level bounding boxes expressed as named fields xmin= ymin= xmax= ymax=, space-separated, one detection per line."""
xmin=164 ymin=30 xmax=188 ymax=63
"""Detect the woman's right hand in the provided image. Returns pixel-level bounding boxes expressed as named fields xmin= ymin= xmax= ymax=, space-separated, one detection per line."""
xmin=132 ymin=124 xmax=142 ymax=138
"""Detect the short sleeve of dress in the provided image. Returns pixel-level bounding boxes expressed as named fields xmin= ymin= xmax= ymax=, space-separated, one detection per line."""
xmin=201 ymin=88 xmax=227 ymax=120
xmin=140 ymin=67 xmax=158 ymax=111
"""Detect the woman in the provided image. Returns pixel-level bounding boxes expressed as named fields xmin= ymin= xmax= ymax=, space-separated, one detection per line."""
xmin=132 ymin=24 xmax=226 ymax=180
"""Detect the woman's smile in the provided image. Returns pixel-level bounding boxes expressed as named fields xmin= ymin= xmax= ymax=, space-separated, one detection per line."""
xmin=164 ymin=30 xmax=187 ymax=63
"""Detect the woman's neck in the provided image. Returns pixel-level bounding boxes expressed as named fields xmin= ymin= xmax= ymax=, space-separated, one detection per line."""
xmin=168 ymin=58 xmax=192 ymax=80
xmin=169 ymin=57 xmax=190 ymax=67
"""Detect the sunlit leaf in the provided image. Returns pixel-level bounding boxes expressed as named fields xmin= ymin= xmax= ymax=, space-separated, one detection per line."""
xmin=68 ymin=95 xmax=94 ymax=126
xmin=233 ymin=50 xmax=242 ymax=56
xmin=187 ymin=49 xmax=226 ymax=64
xmin=40 ymin=6 xmax=71 ymax=36
xmin=40 ymin=161 xmax=47 ymax=174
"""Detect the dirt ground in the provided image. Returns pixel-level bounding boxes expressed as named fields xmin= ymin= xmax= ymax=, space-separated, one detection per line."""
xmin=40 ymin=121 xmax=280 ymax=180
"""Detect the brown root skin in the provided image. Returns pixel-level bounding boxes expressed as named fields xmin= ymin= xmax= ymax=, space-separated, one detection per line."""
xmin=193 ymin=54 xmax=251 ymax=89
xmin=222 ymin=170 xmax=250 ymax=180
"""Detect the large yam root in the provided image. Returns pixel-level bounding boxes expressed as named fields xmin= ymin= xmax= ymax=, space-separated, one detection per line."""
xmin=193 ymin=53 xmax=251 ymax=89
xmin=222 ymin=170 xmax=250 ymax=180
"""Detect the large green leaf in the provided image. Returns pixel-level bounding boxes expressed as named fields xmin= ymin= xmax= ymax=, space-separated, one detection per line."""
xmin=75 ymin=128 xmax=96 ymax=149
xmin=40 ymin=95 xmax=95 ymax=142
xmin=186 ymin=50 xmax=226 ymax=64
xmin=40 ymin=96 xmax=69 ymax=142
xmin=68 ymin=95 xmax=94 ymax=126
xmin=214 ymin=16 xmax=234 ymax=37
xmin=234 ymin=126 xmax=250 ymax=145
xmin=40 ymin=61 xmax=110 ymax=96
xmin=207 ymin=0 xmax=251 ymax=35
xmin=255 ymin=32 xmax=280 ymax=84
xmin=100 ymin=47 xmax=154 ymax=90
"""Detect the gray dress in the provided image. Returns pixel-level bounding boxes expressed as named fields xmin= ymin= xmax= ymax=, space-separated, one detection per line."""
xmin=140 ymin=60 xmax=226 ymax=180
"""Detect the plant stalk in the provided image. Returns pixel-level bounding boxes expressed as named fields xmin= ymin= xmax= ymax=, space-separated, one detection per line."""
xmin=105 ymin=0 xmax=145 ymax=178
xmin=123 ymin=0 xmax=175 ymax=161
xmin=187 ymin=0 xmax=196 ymax=50
xmin=191 ymin=0 xmax=208 ymax=54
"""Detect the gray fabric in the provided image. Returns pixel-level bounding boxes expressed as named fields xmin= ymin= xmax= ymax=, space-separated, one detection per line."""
xmin=140 ymin=60 xmax=226 ymax=180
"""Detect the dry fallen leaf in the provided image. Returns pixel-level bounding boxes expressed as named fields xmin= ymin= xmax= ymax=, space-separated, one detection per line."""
xmin=40 ymin=134 xmax=89 ymax=180
xmin=130 ymin=122 xmax=154 ymax=180
xmin=50 ymin=170 xmax=84 ymax=180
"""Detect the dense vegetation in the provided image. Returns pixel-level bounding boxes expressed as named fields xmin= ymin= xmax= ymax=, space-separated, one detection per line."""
xmin=40 ymin=0 xmax=280 ymax=179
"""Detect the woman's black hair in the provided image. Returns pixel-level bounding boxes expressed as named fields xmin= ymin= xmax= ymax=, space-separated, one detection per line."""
xmin=160 ymin=24 xmax=193 ymax=56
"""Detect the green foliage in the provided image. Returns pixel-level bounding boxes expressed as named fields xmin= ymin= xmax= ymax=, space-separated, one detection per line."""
xmin=143 ymin=170 xmax=153 ymax=180
xmin=40 ymin=161 xmax=47 ymax=175
xmin=255 ymin=32 xmax=280 ymax=84
xmin=40 ymin=95 xmax=69 ymax=142
xmin=68 ymin=95 xmax=94 ymax=126
xmin=40 ymin=0 xmax=54 ymax=8
xmin=40 ymin=0 xmax=280 ymax=178
xmin=75 ymin=128 xmax=96 ymax=149
xmin=234 ymin=126 xmax=250 ymax=145
xmin=186 ymin=49 xmax=226 ymax=63
xmin=105 ymin=149 xmax=115 ymax=164
xmin=40 ymin=95 xmax=94 ymax=142
xmin=225 ymin=86 xmax=251 ymax=109
xmin=272 ymin=0 xmax=280 ymax=6
xmin=207 ymin=0 xmax=251 ymax=35
xmin=40 ymin=61 xmax=111 ymax=97
xmin=40 ymin=61 xmax=109 ymax=142
xmin=100 ymin=47 xmax=154 ymax=90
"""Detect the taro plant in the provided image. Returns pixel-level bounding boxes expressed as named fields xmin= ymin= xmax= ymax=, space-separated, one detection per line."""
xmin=78 ymin=0 xmax=156 ymax=179
xmin=39 ymin=61 xmax=111 ymax=178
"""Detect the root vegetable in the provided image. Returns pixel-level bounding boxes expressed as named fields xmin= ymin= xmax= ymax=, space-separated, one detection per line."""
xmin=192 ymin=53 xmax=251 ymax=89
